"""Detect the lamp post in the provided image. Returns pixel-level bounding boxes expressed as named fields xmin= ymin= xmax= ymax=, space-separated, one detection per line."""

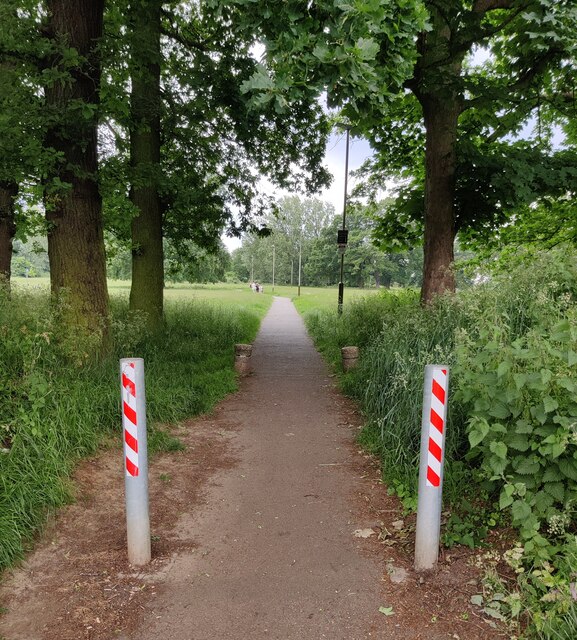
xmin=297 ymin=241 xmax=302 ymax=297
xmin=337 ymin=125 xmax=350 ymax=315
xmin=272 ymin=244 xmax=275 ymax=293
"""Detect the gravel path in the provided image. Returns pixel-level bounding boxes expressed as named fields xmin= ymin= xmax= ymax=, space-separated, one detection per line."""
xmin=125 ymin=296 xmax=384 ymax=639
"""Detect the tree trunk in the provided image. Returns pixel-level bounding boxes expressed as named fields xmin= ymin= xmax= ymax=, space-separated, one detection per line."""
xmin=128 ymin=0 xmax=164 ymax=333
xmin=44 ymin=0 xmax=109 ymax=350
xmin=420 ymin=96 xmax=459 ymax=304
xmin=0 ymin=182 xmax=17 ymax=287
xmin=410 ymin=4 xmax=465 ymax=305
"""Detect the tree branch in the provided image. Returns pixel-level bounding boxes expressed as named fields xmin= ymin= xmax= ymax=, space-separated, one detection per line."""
xmin=160 ymin=25 xmax=209 ymax=53
xmin=472 ymin=0 xmax=516 ymax=15
xmin=463 ymin=47 xmax=565 ymax=112
xmin=159 ymin=8 xmax=212 ymax=53
xmin=452 ymin=4 xmax=528 ymax=55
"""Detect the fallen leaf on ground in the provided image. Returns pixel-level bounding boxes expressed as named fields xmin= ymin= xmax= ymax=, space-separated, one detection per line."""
xmin=379 ymin=606 xmax=394 ymax=616
xmin=353 ymin=528 xmax=375 ymax=538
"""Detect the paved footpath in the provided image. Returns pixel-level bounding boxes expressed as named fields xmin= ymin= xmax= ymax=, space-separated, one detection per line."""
xmin=126 ymin=296 xmax=384 ymax=640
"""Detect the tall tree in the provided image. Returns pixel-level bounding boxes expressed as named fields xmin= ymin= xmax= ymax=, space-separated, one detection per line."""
xmin=128 ymin=0 xmax=164 ymax=331
xmin=100 ymin=0 xmax=331 ymax=326
xmin=43 ymin=0 xmax=109 ymax=347
xmin=385 ymin=0 xmax=576 ymax=301
xmin=231 ymin=195 xmax=334 ymax=285
xmin=0 ymin=181 xmax=17 ymax=283
xmin=219 ymin=0 xmax=577 ymax=302
xmin=0 ymin=2 xmax=44 ymax=287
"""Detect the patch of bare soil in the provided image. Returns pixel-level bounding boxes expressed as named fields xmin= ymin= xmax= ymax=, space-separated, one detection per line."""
xmin=0 ymin=411 xmax=238 ymax=640
xmin=339 ymin=400 xmax=509 ymax=640
xmin=1 ymin=401 xmax=506 ymax=640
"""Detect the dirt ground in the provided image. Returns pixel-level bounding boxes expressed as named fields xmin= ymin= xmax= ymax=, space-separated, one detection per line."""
xmin=0 ymin=298 xmax=508 ymax=640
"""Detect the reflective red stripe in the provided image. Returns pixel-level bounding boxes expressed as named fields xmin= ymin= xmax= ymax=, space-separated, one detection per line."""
xmin=428 ymin=437 xmax=442 ymax=462
xmin=432 ymin=379 xmax=445 ymax=404
xmin=430 ymin=408 xmax=444 ymax=433
xmin=123 ymin=402 xmax=137 ymax=426
xmin=427 ymin=466 xmax=440 ymax=487
xmin=122 ymin=373 xmax=136 ymax=396
xmin=125 ymin=429 xmax=138 ymax=453
xmin=126 ymin=457 xmax=139 ymax=477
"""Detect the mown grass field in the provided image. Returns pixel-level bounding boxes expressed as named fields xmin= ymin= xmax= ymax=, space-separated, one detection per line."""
xmin=12 ymin=277 xmax=380 ymax=313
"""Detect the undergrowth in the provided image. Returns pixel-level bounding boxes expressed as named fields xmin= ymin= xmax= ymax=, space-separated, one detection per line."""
xmin=0 ymin=289 xmax=266 ymax=571
xmin=301 ymin=249 xmax=577 ymax=639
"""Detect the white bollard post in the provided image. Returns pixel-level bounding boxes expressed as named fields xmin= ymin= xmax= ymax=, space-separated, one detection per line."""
xmin=414 ymin=365 xmax=450 ymax=571
xmin=120 ymin=358 xmax=151 ymax=565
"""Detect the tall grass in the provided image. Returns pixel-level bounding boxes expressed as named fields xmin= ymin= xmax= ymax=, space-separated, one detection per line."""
xmin=301 ymin=251 xmax=577 ymax=504
xmin=0 ymin=286 xmax=269 ymax=570
xmin=300 ymin=250 xmax=577 ymax=638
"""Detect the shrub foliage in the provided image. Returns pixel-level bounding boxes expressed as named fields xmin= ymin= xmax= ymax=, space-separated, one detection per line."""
xmin=303 ymin=249 xmax=577 ymax=638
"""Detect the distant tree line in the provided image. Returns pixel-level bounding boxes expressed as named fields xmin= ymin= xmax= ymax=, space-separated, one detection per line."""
xmin=230 ymin=196 xmax=424 ymax=289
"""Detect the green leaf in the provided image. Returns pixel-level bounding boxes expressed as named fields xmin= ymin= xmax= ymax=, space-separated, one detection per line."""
xmin=499 ymin=489 xmax=514 ymax=510
xmin=514 ymin=373 xmax=527 ymax=390
xmin=470 ymin=594 xmax=483 ymax=606
xmin=489 ymin=403 xmax=511 ymax=419
xmin=507 ymin=433 xmax=530 ymax=452
xmin=557 ymin=377 xmax=577 ymax=393
xmin=468 ymin=417 xmax=490 ymax=448
xmin=568 ymin=350 xmax=577 ymax=367
xmin=551 ymin=320 xmax=571 ymax=342
xmin=514 ymin=457 xmax=540 ymax=475
xmin=497 ymin=361 xmax=510 ymax=378
xmin=543 ymin=396 xmax=559 ymax=413
xmin=534 ymin=491 xmax=555 ymax=513
xmin=531 ymin=404 xmax=548 ymax=425
xmin=356 ymin=37 xmax=379 ymax=60
xmin=312 ymin=43 xmax=330 ymax=62
xmin=542 ymin=465 xmax=563 ymax=482
xmin=241 ymin=65 xmax=274 ymax=93
xmin=490 ymin=441 xmax=508 ymax=460
xmin=543 ymin=482 xmax=565 ymax=502
xmin=379 ymin=606 xmax=394 ymax=616
xmin=515 ymin=419 xmax=533 ymax=434
xmin=489 ymin=456 xmax=508 ymax=476
xmin=558 ymin=458 xmax=577 ymax=481
xmin=511 ymin=500 xmax=532 ymax=523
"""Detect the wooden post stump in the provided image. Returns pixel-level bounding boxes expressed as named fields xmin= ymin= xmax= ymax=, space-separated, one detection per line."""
xmin=341 ymin=346 xmax=359 ymax=372
xmin=234 ymin=344 xmax=253 ymax=375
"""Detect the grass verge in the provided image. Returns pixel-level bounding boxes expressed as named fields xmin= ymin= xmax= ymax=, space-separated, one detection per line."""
xmin=0 ymin=284 xmax=270 ymax=571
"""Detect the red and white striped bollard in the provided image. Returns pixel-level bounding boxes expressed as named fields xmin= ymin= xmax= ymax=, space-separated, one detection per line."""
xmin=415 ymin=365 xmax=449 ymax=571
xmin=120 ymin=358 xmax=151 ymax=565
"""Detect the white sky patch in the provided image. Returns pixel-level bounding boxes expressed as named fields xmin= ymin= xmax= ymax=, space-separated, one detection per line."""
xmin=221 ymin=132 xmax=375 ymax=252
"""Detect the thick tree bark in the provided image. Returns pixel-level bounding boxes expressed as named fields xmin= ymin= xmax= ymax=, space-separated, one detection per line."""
xmin=0 ymin=182 xmax=17 ymax=286
xmin=44 ymin=0 xmax=109 ymax=349
xmin=128 ymin=0 xmax=164 ymax=333
xmin=411 ymin=4 xmax=464 ymax=304
xmin=420 ymin=96 xmax=459 ymax=303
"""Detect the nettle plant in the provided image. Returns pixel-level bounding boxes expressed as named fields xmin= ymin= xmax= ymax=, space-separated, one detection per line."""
xmin=455 ymin=310 xmax=577 ymax=561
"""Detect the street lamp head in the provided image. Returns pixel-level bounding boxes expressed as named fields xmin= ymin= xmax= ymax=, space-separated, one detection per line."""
xmin=337 ymin=228 xmax=349 ymax=254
